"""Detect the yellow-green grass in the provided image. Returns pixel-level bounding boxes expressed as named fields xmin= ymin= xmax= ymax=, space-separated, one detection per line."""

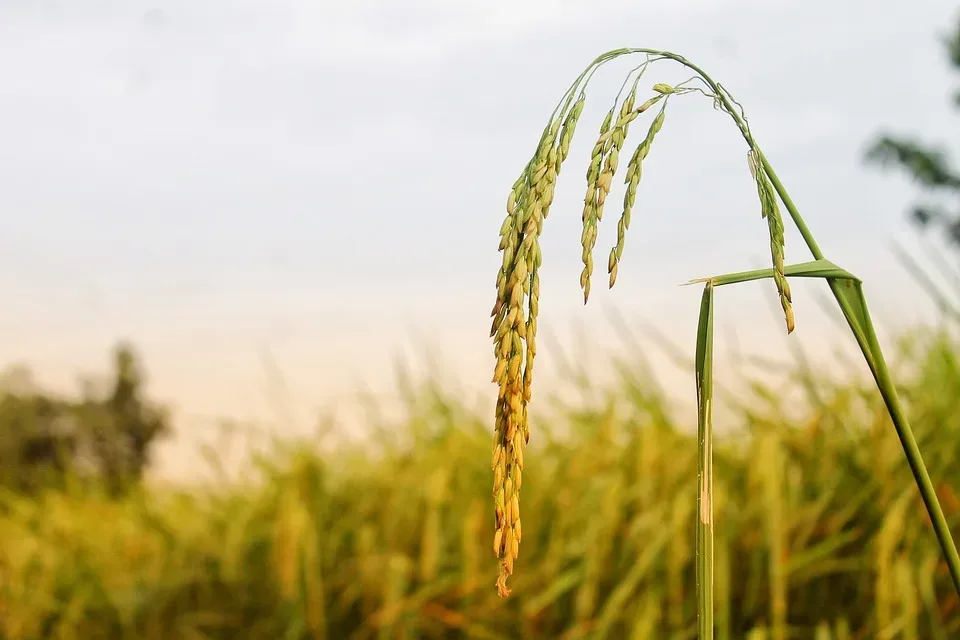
xmin=0 ymin=329 xmax=958 ymax=639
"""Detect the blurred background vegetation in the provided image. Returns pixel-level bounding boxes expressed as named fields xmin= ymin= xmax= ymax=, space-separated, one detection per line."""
xmin=3 ymin=10 xmax=960 ymax=640
xmin=0 ymin=311 xmax=958 ymax=639
xmin=0 ymin=343 xmax=169 ymax=496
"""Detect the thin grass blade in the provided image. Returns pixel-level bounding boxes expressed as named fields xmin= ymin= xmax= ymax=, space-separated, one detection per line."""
xmin=688 ymin=259 xmax=858 ymax=288
xmin=694 ymin=282 xmax=716 ymax=640
xmin=847 ymin=282 xmax=960 ymax=595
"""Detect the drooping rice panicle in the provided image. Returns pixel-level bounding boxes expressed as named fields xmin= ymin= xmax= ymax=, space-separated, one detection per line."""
xmin=490 ymin=87 xmax=591 ymax=596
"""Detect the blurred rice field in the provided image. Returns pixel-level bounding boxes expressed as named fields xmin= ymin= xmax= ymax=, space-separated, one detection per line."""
xmin=0 ymin=328 xmax=958 ymax=639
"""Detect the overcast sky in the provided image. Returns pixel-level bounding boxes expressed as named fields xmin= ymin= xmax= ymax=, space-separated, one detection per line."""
xmin=0 ymin=0 xmax=957 ymax=477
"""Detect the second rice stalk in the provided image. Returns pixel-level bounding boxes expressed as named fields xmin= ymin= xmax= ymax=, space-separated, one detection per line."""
xmin=489 ymin=58 xmax=792 ymax=597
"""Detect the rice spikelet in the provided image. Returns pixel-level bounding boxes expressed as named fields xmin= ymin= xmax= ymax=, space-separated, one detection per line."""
xmin=609 ymin=97 xmax=667 ymax=288
xmin=748 ymin=149 xmax=794 ymax=333
xmin=580 ymin=86 xmax=643 ymax=303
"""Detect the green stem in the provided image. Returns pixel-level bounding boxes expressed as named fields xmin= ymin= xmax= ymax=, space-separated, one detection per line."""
xmin=753 ymin=152 xmax=824 ymax=260
xmin=857 ymin=284 xmax=960 ymax=595
xmin=763 ymin=156 xmax=960 ymax=597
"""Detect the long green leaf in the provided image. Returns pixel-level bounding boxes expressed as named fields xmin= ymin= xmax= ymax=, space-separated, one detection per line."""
xmin=687 ymin=259 xmax=859 ymax=289
xmin=849 ymin=282 xmax=960 ymax=594
xmin=694 ymin=282 xmax=715 ymax=640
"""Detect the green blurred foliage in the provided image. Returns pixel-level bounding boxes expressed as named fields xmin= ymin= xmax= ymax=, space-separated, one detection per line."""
xmin=0 ymin=343 xmax=170 ymax=495
xmin=866 ymin=13 xmax=960 ymax=247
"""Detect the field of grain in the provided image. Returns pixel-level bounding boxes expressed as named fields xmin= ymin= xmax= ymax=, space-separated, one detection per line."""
xmin=0 ymin=325 xmax=957 ymax=640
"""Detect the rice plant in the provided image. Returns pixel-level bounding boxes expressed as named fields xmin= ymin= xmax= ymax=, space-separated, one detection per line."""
xmin=489 ymin=47 xmax=960 ymax=634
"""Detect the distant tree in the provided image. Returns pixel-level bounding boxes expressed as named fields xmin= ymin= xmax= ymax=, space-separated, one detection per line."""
xmin=866 ymin=13 xmax=960 ymax=248
xmin=0 ymin=343 xmax=170 ymax=494
xmin=73 ymin=342 xmax=171 ymax=493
